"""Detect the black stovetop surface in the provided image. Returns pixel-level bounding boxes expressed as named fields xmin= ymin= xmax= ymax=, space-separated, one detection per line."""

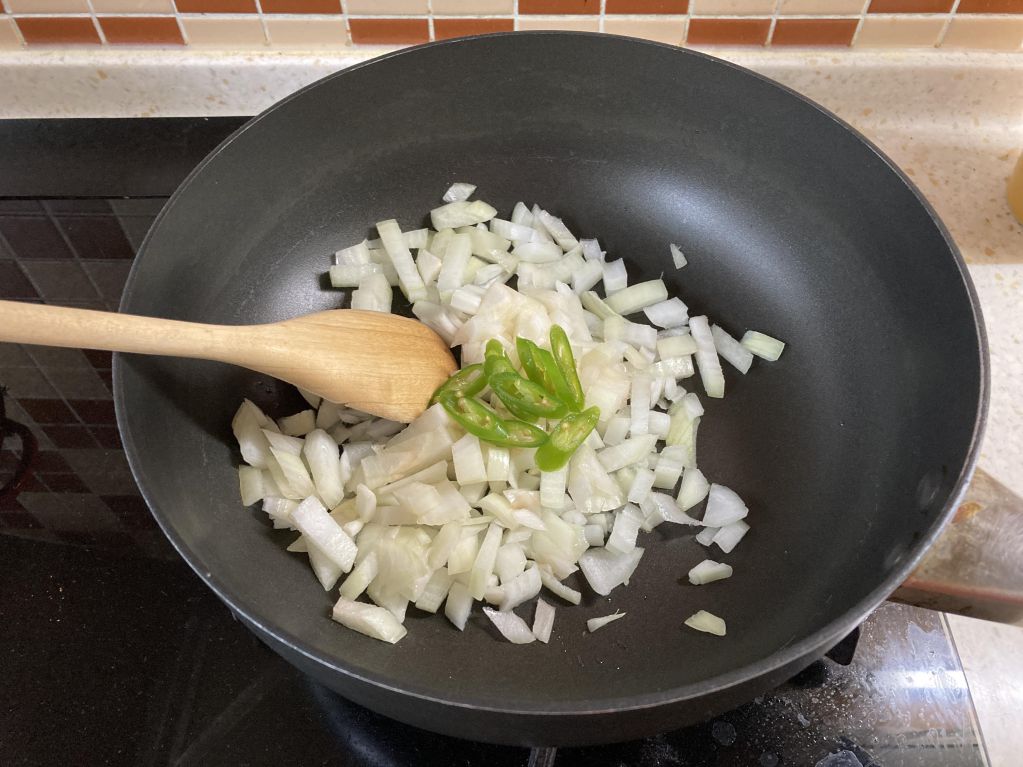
xmin=0 ymin=118 xmax=989 ymax=767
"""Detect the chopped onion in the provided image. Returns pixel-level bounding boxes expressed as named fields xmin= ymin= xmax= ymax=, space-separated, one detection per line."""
xmin=279 ymin=409 xmax=315 ymax=437
xmin=627 ymin=467 xmax=656 ymax=504
xmin=532 ymin=599 xmax=555 ymax=643
xmin=490 ymin=217 xmax=533 ymax=242
xmin=677 ymin=467 xmax=710 ymax=511
xmin=580 ymin=238 xmax=605 ymax=262
xmin=711 ymin=325 xmax=753 ymax=374
xmin=511 ymin=201 xmax=532 ymax=226
xmin=605 ymin=279 xmax=668 ymax=316
xmin=629 ymin=372 xmax=651 ymax=436
xmin=602 ymin=416 xmax=630 ymax=447
xmin=690 ymin=316 xmax=724 ymax=398
xmin=702 ymin=484 xmax=749 ymax=528
xmin=483 ymin=606 xmax=536 ymax=644
xmin=340 ymin=550 xmax=379 ymax=600
xmin=513 ymin=241 xmax=562 ymax=263
xmin=332 ymin=598 xmax=407 ymax=643
xmin=499 ymin=565 xmax=542 ymax=611
xmin=643 ymin=297 xmax=689 ymax=329
xmin=658 ymin=334 xmax=698 ymax=359
xmin=713 ymin=519 xmax=750 ymax=554
xmin=670 ymin=243 xmax=687 ymax=269
xmin=571 ymin=259 xmax=604 ymax=295
xmin=469 ymin=522 xmax=503 ymax=600
xmin=238 ymin=465 xmax=263 ymax=506
xmin=329 ymin=262 xmax=385 ymax=288
xmin=538 ymin=567 xmax=582 ymax=604
xmin=587 ymin=611 xmax=626 ymax=633
xmin=376 ymin=219 xmax=427 ymax=302
xmin=741 ymin=330 xmax=786 ymax=361
xmin=579 ymin=547 xmax=644 ymax=596
xmin=452 ymin=433 xmax=488 ymax=486
xmin=303 ymin=428 xmax=345 ymax=509
xmin=351 ymin=273 xmax=393 ymax=313
xmin=581 ymin=290 xmax=618 ymax=320
xmin=597 ymin=435 xmax=658 ymax=473
xmin=414 ymin=567 xmax=453 ymax=613
xmin=684 ymin=610 xmax=726 ymax=636
xmin=431 ymin=199 xmax=497 ymax=230
xmin=336 ymin=240 xmax=372 ymax=266
xmin=688 ymin=559 xmax=733 ymax=585
xmin=695 ymin=525 xmax=719 ymax=546
xmin=540 ymin=465 xmax=568 ymax=510
xmin=602 ymin=259 xmax=628 ymax=294
xmin=495 ymin=543 xmax=527 ymax=585
xmin=442 ymin=182 xmax=477 ymax=203
xmin=290 ymin=496 xmax=356 ymax=573
xmin=606 ymin=504 xmax=644 ymax=555
xmin=652 ymin=446 xmax=685 ymax=489
xmin=444 ymin=581 xmax=473 ymax=631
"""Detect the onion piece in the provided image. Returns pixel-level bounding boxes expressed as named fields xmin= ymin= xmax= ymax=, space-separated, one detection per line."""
xmin=657 ymin=334 xmax=698 ymax=359
xmin=597 ymin=435 xmax=658 ymax=473
xmin=538 ymin=567 xmax=582 ymax=604
xmin=444 ymin=581 xmax=473 ymax=631
xmin=581 ymin=291 xmax=618 ymax=320
xmin=279 ymin=410 xmax=315 ymax=437
xmin=339 ymin=550 xmax=379 ymax=600
xmin=606 ymin=504 xmax=644 ymax=556
xmin=684 ymin=610 xmax=726 ymax=636
xmin=414 ymin=567 xmax=453 ymax=613
xmin=469 ymin=522 xmax=503 ymax=600
xmin=238 ymin=465 xmax=263 ymax=506
xmin=511 ymin=201 xmax=532 ymax=226
xmin=376 ymin=219 xmax=427 ymax=302
xmin=431 ymin=199 xmax=497 ymax=230
xmin=587 ymin=611 xmax=626 ymax=633
xmin=702 ymin=484 xmax=749 ymax=527
xmin=580 ymin=238 xmax=605 ymax=262
xmin=490 ymin=217 xmax=533 ymax=243
xmin=602 ymin=259 xmax=628 ymax=294
xmin=711 ymin=325 xmax=753 ymax=374
xmin=627 ymin=467 xmax=656 ymax=504
xmin=688 ymin=559 xmax=733 ymax=585
xmin=677 ymin=467 xmax=710 ymax=511
xmin=351 ymin=272 xmax=393 ymax=313
xmin=329 ymin=262 xmax=385 ymax=288
xmin=483 ymin=606 xmax=536 ymax=644
xmin=713 ymin=519 xmax=750 ymax=554
xmin=629 ymin=372 xmax=651 ymax=436
xmin=302 ymin=429 xmax=346 ymax=509
xmin=443 ymin=182 xmax=477 ymax=203
xmin=500 ymin=565 xmax=542 ymax=611
xmin=690 ymin=316 xmax=724 ymax=399
xmin=571 ymin=259 xmax=604 ymax=295
xmin=695 ymin=525 xmax=719 ymax=547
xmin=643 ymin=297 xmax=689 ymax=329
xmin=605 ymin=279 xmax=669 ymax=316
xmin=741 ymin=330 xmax=786 ymax=361
xmin=532 ymin=599 xmax=556 ymax=643
xmin=579 ymin=546 xmax=644 ymax=596
xmin=670 ymin=243 xmax=687 ymax=269
xmin=540 ymin=466 xmax=568 ymax=510
xmin=332 ymin=598 xmax=407 ymax=644
xmin=452 ymin=433 xmax=488 ymax=486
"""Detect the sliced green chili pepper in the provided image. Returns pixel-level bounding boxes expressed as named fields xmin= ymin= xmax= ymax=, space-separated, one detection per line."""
xmin=515 ymin=337 xmax=571 ymax=403
xmin=488 ymin=418 xmax=548 ymax=449
xmin=549 ymin=324 xmax=586 ymax=412
xmin=483 ymin=341 xmax=516 ymax=381
xmin=438 ymin=394 xmax=509 ymax=443
xmin=490 ymin=372 xmax=568 ymax=420
xmin=534 ymin=406 xmax=601 ymax=472
xmin=485 ymin=339 xmax=505 ymax=359
xmin=430 ymin=363 xmax=487 ymax=405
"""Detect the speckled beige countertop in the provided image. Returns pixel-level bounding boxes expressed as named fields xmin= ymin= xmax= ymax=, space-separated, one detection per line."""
xmin=2 ymin=45 xmax=1022 ymax=763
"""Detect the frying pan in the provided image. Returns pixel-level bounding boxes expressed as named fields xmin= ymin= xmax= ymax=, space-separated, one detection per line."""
xmin=115 ymin=33 xmax=987 ymax=746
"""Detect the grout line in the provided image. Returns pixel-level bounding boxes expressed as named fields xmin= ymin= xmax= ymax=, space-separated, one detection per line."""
xmin=598 ymin=0 xmax=605 ymax=33
xmin=849 ymin=0 xmax=871 ymax=48
xmin=8 ymin=11 xmax=1020 ymax=20
xmin=83 ymin=0 xmax=108 ymax=45
xmin=766 ymin=0 xmax=782 ymax=46
xmin=38 ymin=202 xmax=107 ymax=304
xmin=936 ymin=0 xmax=962 ymax=48
xmin=426 ymin=0 xmax=435 ymax=41
xmin=340 ymin=0 xmax=351 ymax=46
xmin=252 ymin=0 xmax=271 ymax=47
xmin=174 ymin=13 xmax=189 ymax=46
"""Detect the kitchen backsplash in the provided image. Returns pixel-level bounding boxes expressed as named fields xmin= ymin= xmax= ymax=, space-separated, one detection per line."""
xmin=0 ymin=0 xmax=1021 ymax=51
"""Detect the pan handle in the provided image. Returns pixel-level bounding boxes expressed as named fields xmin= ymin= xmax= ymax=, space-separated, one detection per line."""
xmin=890 ymin=467 xmax=1023 ymax=626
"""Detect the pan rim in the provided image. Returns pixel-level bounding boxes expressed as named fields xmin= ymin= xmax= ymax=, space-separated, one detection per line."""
xmin=115 ymin=31 xmax=990 ymax=720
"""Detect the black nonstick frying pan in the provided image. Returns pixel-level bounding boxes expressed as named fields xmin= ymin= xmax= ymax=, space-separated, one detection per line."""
xmin=115 ymin=33 xmax=987 ymax=746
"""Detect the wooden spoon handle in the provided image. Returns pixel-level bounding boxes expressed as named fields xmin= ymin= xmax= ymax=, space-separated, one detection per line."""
xmin=0 ymin=300 xmax=241 ymax=361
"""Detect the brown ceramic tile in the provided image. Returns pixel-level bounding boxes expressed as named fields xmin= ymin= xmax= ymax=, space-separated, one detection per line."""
xmin=19 ymin=398 xmax=77 ymax=425
xmin=0 ymin=343 xmax=33 ymax=367
xmin=0 ymin=217 xmax=74 ymax=259
xmin=605 ymin=0 xmax=688 ymax=12
xmin=264 ymin=17 xmax=348 ymax=46
xmin=43 ymin=425 xmax=99 ymax=449
xmin=941 ymin=16 xmax=1023 ymax=47
xmin=434 ymin=18 xmax=514 ymax=40
xmin=56 ymin=216 xmax=135 ymax=259
xmin=90 ymin=426 xmax=123 ymax=449
xmin=64 ymin=449 xmax=137 ymax=494
xmin=772 ymin=18 xmax=857 ymax=45
xmin=81 ymin=261 xmax=132 ymax=302
xmin=102 ymin=494 xmax=155 ymax=529
xmin=0 ymin=509 xmax=44 ymax=528
xmin=519 ymin=0 xmax=599 ymax=13
xmin=16 ymin=17 xmax=101 ymax=45
xmin=0 ymin=18 xmax=22 ymax=50
xmin=517 ymin=16 xmax=600 ymax=30
xmin=18 ymin=262 xmax=99 ymax=302
xmin=100 ymin=17 xmax=184 ymax=45
xmin=68 ymin=399 xmax=116 ymax=425
xmin=92 ymin=0 xmax=176 ymax=11
xmin=82 ymin=349 xmax=113 ymax=370
xmin=48 ymin=368 xmax=111 ymax=399
xmin=0 ymin=368 xmax=57 ymax=399
xmin=45 ymin=200 xmax=113 ymax=215
xmin=957 ymin=0 xmax=1023 ymax=10
xmin=868 ymin=0 xmax=953 ymax=12
xmin=174 ymin=0 xmax=256 ymax=12
xmin=0 ymin=262 xmax=37 ymax=299
xmin=34 ymin=451 xmax=73 ymax=473
xmin=855 ymin=16 xmax=944 ymax=46
xmin=687 ymin=17 xmax=770 ymax=44
xmin=778 ymin=0 xmax=863 ymax=11
xmin=0 ymin=202 xmax=43 ymax=214
xmin=348 ymin=18 xmax=429 ymax=44
xmin=261 ymin=0 xmax=340 ymax=11
xmin=24 ymin=345 xmax=92 ymax=369
xmin=42 ymin=473 xmax=90 ymax=492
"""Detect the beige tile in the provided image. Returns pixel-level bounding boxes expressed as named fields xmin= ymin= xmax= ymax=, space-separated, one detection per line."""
xmin=941 ymin=16 xmax=1023 ymax=50
xmin=603 ymin=17 xmax=684 ymax=44
xmin=855 ymin=16 xmax=943 ymax=46
xmin=181 ymin=16 xmax=266 ymax=47
xmin=264 ymin=17 xmax=349 ymax=48
xmin=344 ymin=0 xmax=428 ymax=13
xmin=516 ymin=15 xmax=600 ymax=31
xmin=431 ymin=0 xmax=513 ymax=12
xmin=691 ymin=0 xmax=774 ymax=14
xmin=0 ymin=17 xmax=23 ymax=49
xmin=778 ymin=0 xmax=864 ymax=13
xmin=91 ymin=0 xmax=175 ymax=11
xmin=5 ymin=0 xmax=90 ymax=12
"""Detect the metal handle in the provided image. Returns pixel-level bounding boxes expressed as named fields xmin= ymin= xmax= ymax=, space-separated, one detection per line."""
xmin=891 ymin=467 xmax=1023 ymax=626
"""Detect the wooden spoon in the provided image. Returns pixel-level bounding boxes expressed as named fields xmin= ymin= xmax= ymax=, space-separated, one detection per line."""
xmin=0 ymin=301 xmax=457 ymax=423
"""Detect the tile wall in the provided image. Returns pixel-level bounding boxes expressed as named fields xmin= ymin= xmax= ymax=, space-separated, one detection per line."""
xmin=0 ymin=197 xmax=173 ymax=556
xmin=0 ymin=0 xmax=1021 ymax=50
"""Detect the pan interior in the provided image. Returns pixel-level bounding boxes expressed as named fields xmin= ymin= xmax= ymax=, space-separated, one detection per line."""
xmin=118 ymin=35 xmax=982 ymax=713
